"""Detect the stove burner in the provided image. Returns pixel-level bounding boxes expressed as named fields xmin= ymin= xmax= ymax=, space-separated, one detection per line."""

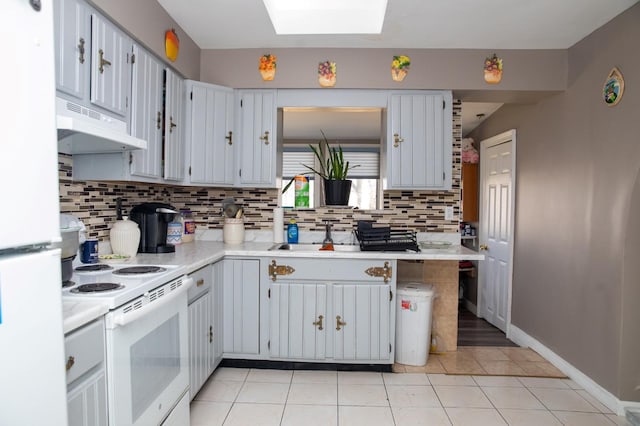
xmin=62 ymin=280 xmax=75 ymax=288
xmin=75 ymin=264 xmax=113 ymax=272
xmin=71 ymin=283 xmax=124 ymax=293
xmin=113 ymin=266 xmax=167 ymax=275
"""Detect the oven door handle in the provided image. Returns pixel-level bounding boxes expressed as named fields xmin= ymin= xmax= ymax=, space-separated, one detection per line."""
xmin=112 ymin=277 xmax=194 ymax=328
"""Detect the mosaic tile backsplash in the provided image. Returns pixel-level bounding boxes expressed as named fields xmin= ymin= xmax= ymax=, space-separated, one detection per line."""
xmin=59 ymin=101 xmax=462 ymax=241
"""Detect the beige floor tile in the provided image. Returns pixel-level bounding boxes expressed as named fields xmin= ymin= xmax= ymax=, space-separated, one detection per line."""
xmin=392 ymin=407 xmax=452 ymax=425
xmin=439 ymin=355 xmax=487 ymax=375
xmin=287 ymin=383 xmax=337 ymax=405
xmin=386 ymin=385 xmax=441 ymax=408
xmin=189 ymin=401 xmax=231 ymax=426
xmin=339 ymin=406 xmax=395 ymax=426
xmin=246 ymin=368 xmax=293 ymax=383
xmin=292 ymin=370 xmax=337 ymax=384
xmin=338 ymin=384 xmax=389 ymax=406
xmin=575 ymin=390 xmax=613 ymax=414
xmin=434 ymin=385 xmax=493 ymax=408
xmin=501 ymin=347 xmax=546 ymax=362
xmin=478 ymin=360 xmax=527 ymax=376
xmin=424 ymin=356 xmax=448 ymax=374
xmin=210 ymin=367 xmax=249 ymax=382
xmin=382 ymin=372 xmax=429 ymax=386
xmin=236 ymin=382 xmax=290 ymax=404
xmin=223 ymin=403 xmax=284 ymax=426
xmin=458 ymin=346 xmax=511 ymax=361
xmin=445 ymin=407 xmax=507 ymax=426
xmin=518 ymin=377 xmax=570 ymax=389
xmin=482 ymin=386 xmax=546 ymax=410
xmin=498 ymin=408 xmax=563 ymax=425
xmin=472 ymin=375 xmax=524 ymax=387
xmin=337 ymin=371 xmax=384 ymax=385
xmin=401 ymin=364 xmax=428 ymax=373
xmin=392 ymin=363 xmax=407 ymax=373
xmin=563 ymin=379 xmax=584 ymax=390
xmin=194 ymin=379 xmax=243 ymax=402
xmin=428 ymin=374 xmax=477 ymax=386
xmin=552 ymin=410 xmax=617 ymax=425
xmin=529 ymin=388 xmax=599 ymax=412
xmin=281 ymin=405 xmax=337 ymax=426
xmin=516 ymin=361 xmax=566 ymax=378
xmin=606 ymin=413 xmax=633 ymax=425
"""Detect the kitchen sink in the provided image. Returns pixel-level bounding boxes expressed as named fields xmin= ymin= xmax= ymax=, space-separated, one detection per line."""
xmin=269 ymin=243 xmax=361 ymax=252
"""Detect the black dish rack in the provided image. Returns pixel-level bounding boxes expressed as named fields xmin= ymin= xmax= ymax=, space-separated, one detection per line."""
xmin=354 ymin=227 xmax=420 ymax=252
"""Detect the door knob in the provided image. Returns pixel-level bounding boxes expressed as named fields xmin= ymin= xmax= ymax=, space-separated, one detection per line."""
xmin=479 ymin=244 xmax=488 ymax=250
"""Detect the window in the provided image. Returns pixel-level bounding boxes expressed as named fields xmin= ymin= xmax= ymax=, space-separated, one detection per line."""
xmin=281 ymin=144 xmax=380 ymax=209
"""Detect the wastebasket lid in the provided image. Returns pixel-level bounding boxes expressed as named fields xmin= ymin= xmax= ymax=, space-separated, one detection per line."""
xmin=397 ymin=282 xmax=433 ymax=297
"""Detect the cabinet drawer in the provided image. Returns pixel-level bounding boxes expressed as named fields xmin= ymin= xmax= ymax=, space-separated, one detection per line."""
xmin=265 ymin=258 xmax=395 ymax=283
xmin=64 ymin=318 xmax=105 ymax=385
xmin=188 ymin=264 xmax=212 ymax=303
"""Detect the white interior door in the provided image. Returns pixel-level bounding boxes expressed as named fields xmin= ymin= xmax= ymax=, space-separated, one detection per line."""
xmin=478 ymin=130 xmax=516 ymax=333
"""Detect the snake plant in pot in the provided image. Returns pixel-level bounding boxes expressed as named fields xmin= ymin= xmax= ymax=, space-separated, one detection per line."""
xmin=284 ymin=131 xmax=359 ymax=206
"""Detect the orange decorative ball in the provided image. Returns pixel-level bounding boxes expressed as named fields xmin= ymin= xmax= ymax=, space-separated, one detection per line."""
xmin=165 ymin=29 xmax=179 ymax=62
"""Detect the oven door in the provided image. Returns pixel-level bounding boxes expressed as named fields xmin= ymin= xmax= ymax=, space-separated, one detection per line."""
xmin=105 ymin=276 xmax=193 ymax=426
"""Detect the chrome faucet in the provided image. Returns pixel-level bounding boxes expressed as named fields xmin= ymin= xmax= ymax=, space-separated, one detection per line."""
xmin=323 ymin=221 xmax=333 ymax=245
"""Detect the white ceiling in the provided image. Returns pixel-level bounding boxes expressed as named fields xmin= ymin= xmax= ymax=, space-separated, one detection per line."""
xmin=157 ymin=0 xmax=638 ymax=50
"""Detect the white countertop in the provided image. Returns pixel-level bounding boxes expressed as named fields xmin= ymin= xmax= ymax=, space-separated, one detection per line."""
xmin=63 ymin=240 xmax=482 ymax=333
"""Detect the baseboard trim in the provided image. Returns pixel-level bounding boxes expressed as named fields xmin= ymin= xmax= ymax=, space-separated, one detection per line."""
xmin=509 ymin=324 xmax=636 ymax=416
xmin=463 ymin=299 xmax=478 ymax=315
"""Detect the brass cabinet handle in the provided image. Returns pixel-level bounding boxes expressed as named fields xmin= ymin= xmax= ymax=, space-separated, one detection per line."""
xmin=312 ymin=315 xmax=324 ymax=331
xmin=196 ymin=279 xmax=205 ymax=287
xmin=336 ymin=315 xmax=347 ymax=331
xmin=209 ymin=325 xmax=213 ymax=343
xmin=169 ymin=116 xmax=177 ymax=133
xmin=364 ymin=261 xmax=392 ymax=283
xmin=78 ymin=38 xmax=85 ymax=64
xmin=393 ymin=133 xmax=404 ymax=147
xmin=156 ymin=111 xmax=162 ymax=129
xmin=65 ymin=356 xmax=75 ymax=371
xmin=259 ymin=131 xmax=270 ymax=145
xmin=225 ymin=131 xmax=233 ymax=145
xmin=479 ymin=244 xmax=488 ymax=250
xmin=98 ymin=49 xmax=111 ymax=74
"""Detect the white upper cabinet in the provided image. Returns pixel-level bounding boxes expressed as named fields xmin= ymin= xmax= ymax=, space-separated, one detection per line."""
xmin=90 ymin=13 xmax=132 ymax=118
xmin=164 ymin=69 xmax=185 ymax=181
xmin=184 ymin=81 xmax=235 ymax=186
xmin=386 ymin=92 xmax=453 ymax=190
xmin=130 ymin=45 xmax=163 ymax=179
xmin=54 ymin=0 xmax=90 ymax=101
xmin=236 ymin=90 xmax=277 ymax=187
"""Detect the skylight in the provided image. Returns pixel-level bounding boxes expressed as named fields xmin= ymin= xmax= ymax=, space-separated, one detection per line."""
xmin=262 ymin=0 xmax=388 ymax=35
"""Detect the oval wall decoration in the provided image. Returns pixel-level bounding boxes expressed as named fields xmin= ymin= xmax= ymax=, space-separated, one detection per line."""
xmin=603 ymin=67 xmax=624 ymax=107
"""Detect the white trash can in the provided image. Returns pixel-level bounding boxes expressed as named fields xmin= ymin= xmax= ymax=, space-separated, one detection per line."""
xmin=395 ymin=282 xmax=434 ymax=366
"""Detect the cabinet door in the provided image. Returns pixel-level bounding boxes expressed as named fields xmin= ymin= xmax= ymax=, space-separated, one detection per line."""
xmin=130 ymin=45 xmax=163 ymax=179
xmin=212 ymin=263 xmax=224 ymax=369
xmin=54 ymin=0 xmax=90 ymax=100
xmin=333 ymin=284 xmax=392 ymax=361
xmin=164 ymin=69 xmax=185 ymax=181
xmin=67 ymin=370 xmax=107 ymax=426
xmin=387 ymin=93 xmax=452 ymax=190
xmin=90 ymin=13 xmax=131 ymax=117
xmin=237 ymin=90 xmax=276 ymax=187
xmin=188 ymin=293 xmax=211 ymax=400
xmin=222 ymin=259 xmax=260 ymax=355
xmin=269 ymin=283 xmax=327 ymax=360
xmin=186 ymin=82 xmax=235 ymax=186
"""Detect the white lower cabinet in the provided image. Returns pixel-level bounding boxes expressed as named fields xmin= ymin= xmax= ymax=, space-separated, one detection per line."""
xmin=65 ymin=318 xmax=107 ymax=426
xmin=222 ymin=258 xmax=260 ymax=356
xmin=265 ymin=258 xmax=396 ymax=364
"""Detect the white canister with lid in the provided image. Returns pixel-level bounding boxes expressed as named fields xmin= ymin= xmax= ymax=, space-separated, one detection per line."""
xmin=110 ymin=216 xmax=140 ymax=257
xmin=223 ymin=218 xmax=245 ymax=244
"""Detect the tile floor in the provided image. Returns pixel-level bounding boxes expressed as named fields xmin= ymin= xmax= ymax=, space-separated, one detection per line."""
xmin=394 ymin=346 xmax=567 ymax=378
xmin=190 ymin=367 xmax=631 ymax=426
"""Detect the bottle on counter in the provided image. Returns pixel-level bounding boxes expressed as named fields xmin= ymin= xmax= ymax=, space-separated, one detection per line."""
xmin=180 ymin=209 xmax=195 ymax=243
xmin=287 ymin=219 xmax=298 ymax=244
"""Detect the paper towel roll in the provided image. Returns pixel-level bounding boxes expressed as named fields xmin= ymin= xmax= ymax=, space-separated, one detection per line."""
xmin=273 ymin=207 xmax=284 ymax=243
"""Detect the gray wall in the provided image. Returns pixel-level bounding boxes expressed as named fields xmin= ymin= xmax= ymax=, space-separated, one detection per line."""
xmin=469 ymin=3 xmax=640 ymax=401
xmin=89 ymin=0 xmax=200 ymax=79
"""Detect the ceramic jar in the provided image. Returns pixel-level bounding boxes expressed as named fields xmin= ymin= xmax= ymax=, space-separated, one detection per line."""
xmin=110 ymin=216 xmax=140 ymax=257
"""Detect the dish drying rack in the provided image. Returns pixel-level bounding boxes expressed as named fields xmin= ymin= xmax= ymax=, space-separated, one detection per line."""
xmin=354 ymin=227 xmax=420 ymax=252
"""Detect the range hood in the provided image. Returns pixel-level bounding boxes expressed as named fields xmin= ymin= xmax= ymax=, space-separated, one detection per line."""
xmin=56 ymin=97 xmax=147 ymax=154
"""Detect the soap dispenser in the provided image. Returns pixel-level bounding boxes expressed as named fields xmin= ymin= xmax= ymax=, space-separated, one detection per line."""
xmin=287 ymin=219 xmax=298 ymax=244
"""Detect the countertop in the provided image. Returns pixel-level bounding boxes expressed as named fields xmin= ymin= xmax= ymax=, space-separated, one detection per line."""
xmin=63 ymin=240 xmax=482 ymax=333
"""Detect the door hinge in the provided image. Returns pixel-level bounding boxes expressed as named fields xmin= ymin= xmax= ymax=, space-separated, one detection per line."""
xmin=268 ymin=288 xmax=271 ymax=298
xmin=131 ymin=53 xmax=135 ymax=64
xmin=389 ymin=290 xmax=393 ymax=302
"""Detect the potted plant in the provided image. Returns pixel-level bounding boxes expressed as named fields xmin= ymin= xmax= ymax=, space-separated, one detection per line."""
xmin=284 ymin=131 xmax=359 ymax=206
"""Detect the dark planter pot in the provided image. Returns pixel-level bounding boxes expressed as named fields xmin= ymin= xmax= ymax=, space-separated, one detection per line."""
xmin=324 ymin=179 xmax=352 ymax=206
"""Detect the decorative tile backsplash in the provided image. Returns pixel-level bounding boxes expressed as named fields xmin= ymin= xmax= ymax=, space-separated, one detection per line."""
xmin=59 ymin=101 xmax=462 ymax=241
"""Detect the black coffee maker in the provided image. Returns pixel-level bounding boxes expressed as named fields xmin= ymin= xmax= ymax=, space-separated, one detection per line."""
xmin=130 ymin=202 xmax=178 ymax=253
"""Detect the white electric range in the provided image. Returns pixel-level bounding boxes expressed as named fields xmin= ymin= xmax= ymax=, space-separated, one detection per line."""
xmin=62 ymin=263 xmax=193 ymax=426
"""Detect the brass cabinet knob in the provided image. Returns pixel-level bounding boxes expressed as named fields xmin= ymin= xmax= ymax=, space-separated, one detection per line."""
xmin=336 ymin=315 xmax=347 ymax=331
xmin=312 ymin=315 xmax=324 ymax=330
xmin=65 ymin=356 xmax=75 ymax=371
xmin=479 ymin=244 xmax=488 ymax=250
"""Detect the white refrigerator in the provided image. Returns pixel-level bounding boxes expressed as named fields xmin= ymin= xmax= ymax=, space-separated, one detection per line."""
xmin=0 ymin=1 xmax=69 ymax=425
